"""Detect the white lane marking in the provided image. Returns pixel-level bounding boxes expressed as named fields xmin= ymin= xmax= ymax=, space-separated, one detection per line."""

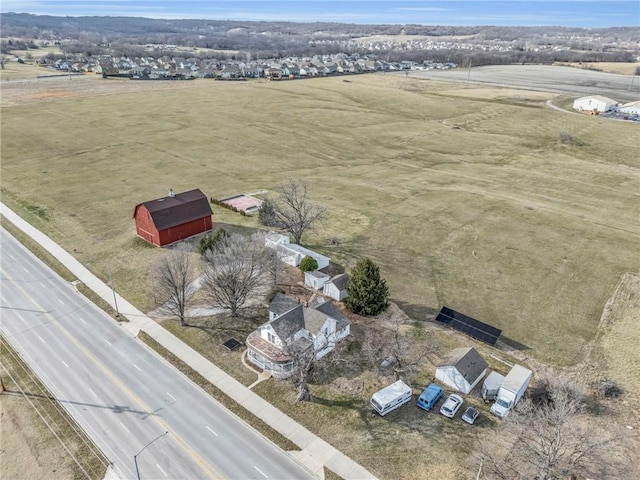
xmin=58 ymin=299 xmax=65 ymax=305
xmin=79 ymin=318 xmax=87 ymax=325
xmin=254 ymin=466 xmax=268 ymax=478
xmin=23 ymin=267 xmax=29 ymax=273
xmin=104 ymin=339 xmax=112 ymax=346
xmin=88 ymin=388 xmax=98 ymax=398
xmin=206 ymin=426 xmax=218 ymax=436
xmin=40 ymin=282 xmax=46 ymax=288
xmin=61 ymin=360 xmax=70 ymax=368
xmin=166 ymin=393 xmax=176 ymax=403
xmin=120 ymin=422 xmax=130 ymax=433
xmin=38 ymin=336 xmax=46 ymax=343
xmin=8 ymin=254 xmax=15 ymax=260
xmin=133 ymin=363 xmax=142 ymax=372
xmin=0 ymin=296 xmax=6 ymax=303
xmin=156 ymin=464 xmax=168 ymax=477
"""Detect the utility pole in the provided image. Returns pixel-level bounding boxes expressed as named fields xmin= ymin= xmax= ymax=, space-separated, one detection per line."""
xmin=107 ymin=266 xmax=120 ymax=316
xmin=134 ymin=431 xmax=169 ymax=480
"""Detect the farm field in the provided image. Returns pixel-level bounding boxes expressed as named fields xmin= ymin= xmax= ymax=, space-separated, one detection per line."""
xmin=1 ymin=72 xmax=638 ymax=371
xmin=407 ymin=64 xmax=640 ymax=103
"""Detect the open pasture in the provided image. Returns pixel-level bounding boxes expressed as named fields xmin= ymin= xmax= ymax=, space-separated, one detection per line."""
xmin=1 ymin=73 xmax=638 ymax=366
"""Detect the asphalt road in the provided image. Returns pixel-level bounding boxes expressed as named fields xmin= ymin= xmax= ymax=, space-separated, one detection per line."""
xmin=0 ymin=227 xmax=315 ymax=480
xmin=403 ymin=64 xmax=640 ymax=103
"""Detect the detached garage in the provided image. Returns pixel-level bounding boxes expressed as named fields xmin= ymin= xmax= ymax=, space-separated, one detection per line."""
xmin=133 ymin=188 xmax=213 ymax=246
xmin=436 ymin=347 xmax=488 ymax=394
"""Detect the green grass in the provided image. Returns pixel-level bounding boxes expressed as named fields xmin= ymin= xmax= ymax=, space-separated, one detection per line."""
xmin=1 ymin=74 xmax=638 ymax=368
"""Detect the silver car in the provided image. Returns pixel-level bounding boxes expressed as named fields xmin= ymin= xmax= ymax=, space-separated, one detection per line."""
xmin=439 ymin=394 xmax=463 ymax=418
xmin=461 ymin=406 xmax=479 ymax=425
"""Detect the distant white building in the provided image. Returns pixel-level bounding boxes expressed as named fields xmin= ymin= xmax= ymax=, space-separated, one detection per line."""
xmin=572 ymin=95 xmax=618 ymax=113
xmin=618 ymin=100 xmax=640 ymax=116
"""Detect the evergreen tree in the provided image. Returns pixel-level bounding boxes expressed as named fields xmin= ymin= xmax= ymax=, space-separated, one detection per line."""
xmin=344 ymin=258 xmax=389 ymax=315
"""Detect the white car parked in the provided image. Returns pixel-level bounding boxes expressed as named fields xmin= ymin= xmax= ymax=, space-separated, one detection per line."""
xmin=439 ymin=394 xmax=463 ymax=418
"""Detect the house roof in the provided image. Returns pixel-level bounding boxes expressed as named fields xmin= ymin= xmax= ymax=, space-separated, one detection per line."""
xmin=305 ymin=270 xmax=331 ymax=280
xmin=269 ymin=304 xmax=305 ymax=342
xmin=314 ymin=300 xmax=350 ymax=332
xmin=438 ymin=347 xmax=488 ymax=384
xmin=269 ymin=293 xmax=299 ymax=317
xmin=328 ymin=273 xmax=349 ymax=290
xmin=302 ymin=308 xmax=330 ymax=335
xmin=134 ymin=189 xmax=212 ymax=231
xmin=575 ymin=95 xmax=617 ymax=104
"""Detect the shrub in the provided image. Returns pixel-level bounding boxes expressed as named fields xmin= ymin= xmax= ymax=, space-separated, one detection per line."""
xmin=299 ymin=256 xmax=318 ymax=272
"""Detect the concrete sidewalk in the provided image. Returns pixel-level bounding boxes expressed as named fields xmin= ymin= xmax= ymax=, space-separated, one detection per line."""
xmin=0 ymin=203 xmax=377 ymax=480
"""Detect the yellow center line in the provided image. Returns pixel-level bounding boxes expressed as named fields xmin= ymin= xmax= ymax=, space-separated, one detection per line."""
xmin=2 ymin=266 xmax=225 ymax=480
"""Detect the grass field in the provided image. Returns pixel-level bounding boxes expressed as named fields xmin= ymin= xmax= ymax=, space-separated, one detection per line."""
xmin=1 ymin=73 xmax=638 ymax=371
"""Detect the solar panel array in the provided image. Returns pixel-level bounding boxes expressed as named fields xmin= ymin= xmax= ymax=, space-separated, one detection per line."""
xmin=435 ymin=306 xmax=502 ymax=345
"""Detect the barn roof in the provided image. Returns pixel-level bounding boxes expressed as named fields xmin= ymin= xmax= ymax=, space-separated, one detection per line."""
xmin=134 ymin=189 xmax=212 ymax=231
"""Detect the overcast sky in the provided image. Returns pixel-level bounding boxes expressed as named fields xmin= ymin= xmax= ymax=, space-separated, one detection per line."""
xmin=2 ymin=1 xmax=639 ymax=27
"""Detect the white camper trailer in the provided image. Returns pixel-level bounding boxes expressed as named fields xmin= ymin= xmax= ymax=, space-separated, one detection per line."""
xmin=370 ymin=380 xmax=412 ymax=416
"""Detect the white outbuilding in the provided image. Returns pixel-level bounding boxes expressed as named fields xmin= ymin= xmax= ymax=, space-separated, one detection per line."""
xmin=618 ymin=100 xmax=640 ymax=116
xmin=435 ymin=347 xmax=488 ymax=394
xmin=572 ymin=95 xmax=618 ymax=113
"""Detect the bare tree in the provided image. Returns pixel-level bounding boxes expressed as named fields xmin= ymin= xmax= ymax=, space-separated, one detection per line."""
xmin=477 ymin=373 xmax=631 ymax=480
xmin=202 ymin=232 xmax=273 ymax=317
xmin=150 ymin=243 xmax=197 ymax=327
xmin=284 ymin=335 xmax=340 ymax=402
xmin=274 ymin=179 xmax=325 ymax=245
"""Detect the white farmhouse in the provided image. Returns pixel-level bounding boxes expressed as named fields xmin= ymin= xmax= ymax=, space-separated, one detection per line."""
xmin=246 ymin=295 xmax=350 ymax=378
xmin=572 ymin=95 xmax=618 ymax=113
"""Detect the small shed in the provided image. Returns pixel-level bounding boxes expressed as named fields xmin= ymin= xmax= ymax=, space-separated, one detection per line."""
xmin=435 ymin=347 xmax=488 ymax=394
xmin=133 ymin=189 xmax=213 ymax=246
xmin=323 ymin=273 xmax=349 ymax=301
xmin=304 ymin=270 xmax=331 ymax=290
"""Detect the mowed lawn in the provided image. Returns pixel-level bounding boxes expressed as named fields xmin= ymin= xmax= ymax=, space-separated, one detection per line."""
xmin=1 ymin=74 xmax=638 ymax=366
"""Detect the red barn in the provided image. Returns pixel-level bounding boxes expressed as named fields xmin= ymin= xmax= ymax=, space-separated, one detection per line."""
xmin=133 ymin=189 xmax=213 ymax=246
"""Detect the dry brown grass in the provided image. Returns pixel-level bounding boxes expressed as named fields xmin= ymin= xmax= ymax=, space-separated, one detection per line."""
xmin=1 ymin=73 xmax=638 ymax=372
xmin=554 ymin=61 xmax=639 ymax=75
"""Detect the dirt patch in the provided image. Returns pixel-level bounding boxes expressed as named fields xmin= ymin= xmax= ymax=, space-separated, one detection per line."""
xmin=0 ymin=394 xmax=74 ymax=480
xmin=594 ymin=272 xmax=640 ymax=399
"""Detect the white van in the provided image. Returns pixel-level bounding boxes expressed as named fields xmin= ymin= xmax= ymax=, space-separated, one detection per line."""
xmin=370 ymin=380 xmax=412 ymax=416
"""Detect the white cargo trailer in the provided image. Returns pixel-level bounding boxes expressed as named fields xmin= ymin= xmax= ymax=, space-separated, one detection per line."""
xmin=490 ymin=365 xmax=532 ymax=418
